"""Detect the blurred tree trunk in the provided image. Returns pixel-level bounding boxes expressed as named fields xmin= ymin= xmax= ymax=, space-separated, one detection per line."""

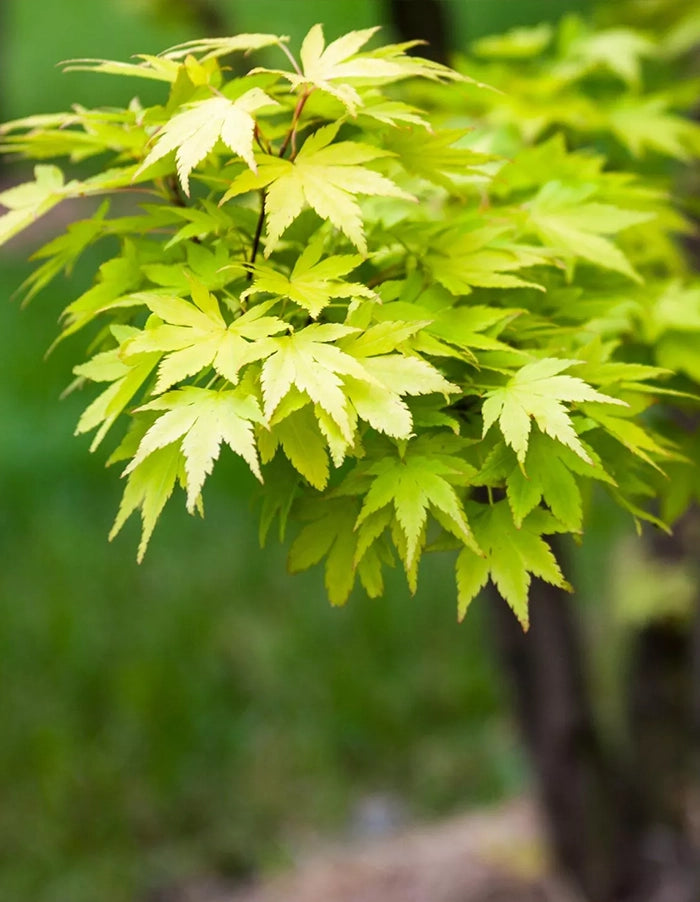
xmin=385 ymin=0 xmax=450 ymax=64
xmin=489 ymin=574 xmax=640 ymax=901
xmin=489 ymin=532 xmax=700 ymax=902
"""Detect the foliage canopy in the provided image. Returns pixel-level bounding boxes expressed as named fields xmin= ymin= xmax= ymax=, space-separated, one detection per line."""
xmin=1 ymin=19 xmax=699 ymax=625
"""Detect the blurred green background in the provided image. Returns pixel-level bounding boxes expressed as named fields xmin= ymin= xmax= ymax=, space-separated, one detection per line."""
xmin=1 ymin=2 xmax=597 ymax=901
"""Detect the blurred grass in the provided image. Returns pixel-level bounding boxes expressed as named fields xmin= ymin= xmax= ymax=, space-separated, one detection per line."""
xmin=1 ymin=2 xmax=596 ymax=901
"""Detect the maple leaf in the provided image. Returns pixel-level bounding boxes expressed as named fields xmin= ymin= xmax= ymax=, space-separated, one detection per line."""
xmin=505 ymin=432 xmax=615 ymax=530
xmin=382 ymin=128 xmax=494 ymax=192
xmin=357 ymin=95 xmax=431 ymax=129
xmin=585 ymin=409 xmax=673 ymax=471
xmin=473 ymin=23 xmax=553 ymax=58
xmin=482 ymin=358 xmax=624 ymax=465
xmin=242 ymin=236 xmax=377 ymax=318
xmin=526 ymin=181 xmax=653 ymax=280
xmin=110 ymin=442 xmax=185 ymax=562
xmin=426 ymin=305 xmax=521 ymax=354
xmin=355 ymin=438 xmax=479 ymax=571
xmin=62 ymin=55 xmax=181 ymax=83
xmin=121 ymin=283 xmax=289 ymax=393
xmin=608 ymin=98 xmax=700 ymax=160
xmin=260 ymin=402 xmax=330 ymax=490
xmin=260 ymin=323 xmax=366 ymax=438
xmin=161 ymin=33 xmax=288 ymax=62
xmin=125 ymin=386 xmax=264 ymax=512
xmin=425 ymin=226 xmax=547 ymax=294
xmin=457 ymin=502 xmax=569 ymax=626
xmin=288 ymin=497 xmax=365 ymax=605
xmin=16 ymin=201 xmax=110 ymax=304
xmin=73 ymin=327 xmax=161 ymax=450
xmin=220 ymin=122 xmax=414 ymax=254
xmin=343 ymin=353 xmax=459 ymax=439
xmin=262 ymin=24 xmax=462 ymax=115
xmin=555 ymin=27 xmax=655 ymax=88
xmin=136 ymin=89 xmax=278 ymax=194
xmin=0 ymin=165 xmax=81 ymax=247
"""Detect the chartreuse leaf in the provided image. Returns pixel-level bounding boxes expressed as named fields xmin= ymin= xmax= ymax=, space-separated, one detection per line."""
xmin=259 ymin=322 xmax=456 ymax=450
xmin=340 ymin=343 xmax=460 ymax=440
xmin=0 ymin=165 xmax=81 ymax=247
xmin=122 ymin=286 xmax=289 ymax=393
xmin=473 ymin=23 xmax=553 ymax=58
xmin=136 ymin=90 xmax=278 ymax=194
xmin=355 ymin=438 xmax=479 ymax=571
xmin=161 ymin=34 xmax=288 ymax=62
xmin=73 ymin=328 xmax=160 ymax=450
xmin=425 ymin=226 xmax=547 ymax=294
xmin=556 ymin=25 xmax=655 ymax=87
xmin=221 ymin=123 xmax=414 ymax=255
xmin=526 ymin=181 xmax=653 ymax=280
xmin=18 ymin=201 xmax=110 ymax=303
xmin=608 ymin=98 xmax=700 ymax=160
xmin=382 ymin=128 xmax=493 ymax=191
xmin=242 ymin=235 xmax=377 ymax=318
xmin=457 ymin=502 xmax=569 ymax=626
xmin=288 ymin=497 xmax=360 ymax=605
xmin=126 ymin=386 xmax=264 ymax=512
xmin=584 ymin=409 xmax=673 ymax=471
xmin=482 ymin=358 xmax=625 ymax=465
xmin=260 ymin=323 xmax=365 ymax=439
xmin=263 ymin=403 xmax=330 ymax=490
xmin=506 ymin=432 xmax=614 ymax=530
xmin=62 ymin=55 xmax=181 ymax=82
xmin=427 ymin=305 xmax=521 ymax=354
xmin=264 ymin=24 xmax=462 ymax=115
xmin=110 ymin=442 xmax=185 ymax=562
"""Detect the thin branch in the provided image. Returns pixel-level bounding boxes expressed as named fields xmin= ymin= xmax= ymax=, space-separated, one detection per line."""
xmin=165 ymin=174 xmax=188 ymax=208
xmin=248 ymin=189 xmax=267 ymax=276
xmin=278 ymin=89 xmax=311 ymax=160
xmin=366 ymin=264 xmax=405 ymax=288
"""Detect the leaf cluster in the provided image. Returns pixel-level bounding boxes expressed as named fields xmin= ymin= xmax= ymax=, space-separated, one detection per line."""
xmin=1 ymin=20 xmax=698 ymax=625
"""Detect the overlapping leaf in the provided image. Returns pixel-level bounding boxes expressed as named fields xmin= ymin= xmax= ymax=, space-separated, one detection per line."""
xmin=457 ymin=503 xmax=569 ymax=625
xmin=122 ymin=283 xmax=289 ymax=393
xmin=220 ymin=122 xmax=414 ymax=254
xmin=355 ymin=438 xmax=479 ymax=570
xmin=482 ymin=358 xmax=624 ymax=464
xmin=263 ymin=24 xmax=462 ymax=114
xmin=242 ymin=237 xmax=377 ymax=318
xmin=126 ymin=386 xmax=264 ymax=512
xmin=136 ymin=90 xmax=278 ymax=194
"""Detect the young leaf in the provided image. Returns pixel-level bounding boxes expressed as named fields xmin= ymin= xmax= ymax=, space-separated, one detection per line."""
xmin=126 ymin=386 xmax=265 ymax=512
xmin=221 ymin=123 xmax=414 ymax=254
xmin=382 ymin=128 xmax=493 ymax=191
xmin=457 ymin=502 xmax=570 ymax=626
xmin=269 ymin=404 xmax=330 ymax=490
xmin=110 ymin=442 xmax=185 ymax=562
xmin=136 ymin=90 xmax=278 ymax=194
xmin=260 ymin=323 xmax=365 ymax=437
xmin=0 ymin=165 xmax=79 ymax=247
xmin=288 ymin=497 xmax=360 ymax=605
xmin=265 ymin=25 xmax=461 ymax=114
xmin=161 ymin=34 xmax=288 ymax=62
xmin=122 ymin=289 xmax=289 ymax=393
xmin=526 ymin=181 xmax=653 ymax=280
xmin=355 ymin=440 xmax=479 ymax=570
xmin=243 ymin=239 xmax=377 ymax=318
xmin=482 ymin=358 xmax=624 ymax=465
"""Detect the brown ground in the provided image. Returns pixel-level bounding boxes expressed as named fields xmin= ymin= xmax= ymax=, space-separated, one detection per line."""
xmin=158 ymin=799 xmax=580 ymax=902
